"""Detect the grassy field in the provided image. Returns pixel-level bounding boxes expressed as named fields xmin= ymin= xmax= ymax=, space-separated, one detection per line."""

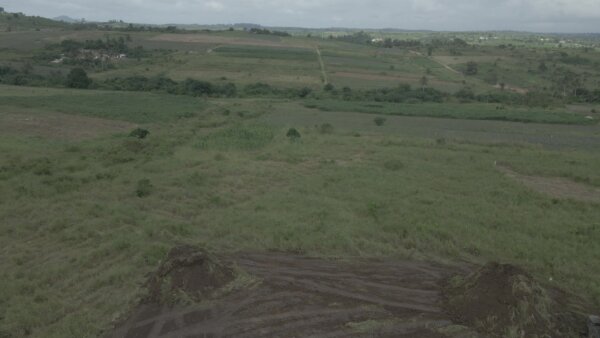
xmin=264 ymin=101 xmax=600 ymax=152
xmin=1 ymin=15 xmax=600 ymax=338
xmin=1 ymin=85 xmax=600 ymax=338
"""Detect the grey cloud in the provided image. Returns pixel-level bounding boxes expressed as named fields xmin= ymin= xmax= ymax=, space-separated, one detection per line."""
xmin=3 ymin=0 xmax=600 ymax=32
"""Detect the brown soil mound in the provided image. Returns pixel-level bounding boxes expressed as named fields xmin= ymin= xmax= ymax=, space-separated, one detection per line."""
xmin=145 ymin=245 xmax=235 ymax=305
xmin=443 ymin=262 xmax=583 ymax=337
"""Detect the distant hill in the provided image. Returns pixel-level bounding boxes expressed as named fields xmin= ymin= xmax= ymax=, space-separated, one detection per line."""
xmin=0 ymin=11 xmax=69 ymax=31
xmin=53 ymin=15 xmax=82 ymax=23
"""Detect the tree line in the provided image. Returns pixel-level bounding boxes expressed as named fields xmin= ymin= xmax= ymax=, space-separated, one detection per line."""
xmin=2 ymin=64 xmax=599 ymax=105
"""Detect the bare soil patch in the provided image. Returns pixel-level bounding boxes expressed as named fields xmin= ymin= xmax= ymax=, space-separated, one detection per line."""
xmin=497 ymin=163 xmax=600 ymax=203
xmin=0 ymin=111 xmax=134 ymax=140
xmin=108 ymin=249 xmax=589 ymax=338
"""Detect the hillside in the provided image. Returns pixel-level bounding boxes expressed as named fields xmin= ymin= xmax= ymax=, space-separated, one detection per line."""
xmin=0 ymin=11 xmax=69 ymax=31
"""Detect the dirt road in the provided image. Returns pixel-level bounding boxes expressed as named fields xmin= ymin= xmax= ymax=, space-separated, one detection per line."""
xmin=409 ymin=50 xmax=461 ymax=75
xmin=109 ymin=253 xmax=474 ymax=338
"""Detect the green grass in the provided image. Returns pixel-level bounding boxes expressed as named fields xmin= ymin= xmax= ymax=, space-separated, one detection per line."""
xmin=1 ymin=90 xmax=600 ymax=337
xmin=304 ymin=99 xmax=596 ymax=125
xmin=215 ymin=45 xmax=317 ymax=61
xmin=0 ymin=22 xmax=600 ymax=338
xmin=262 ymin=102 xmax=600 ymax=152
xmin=0 ymin=12 xmax=68 ymax=31
xmin=197 ymin=123 xmax=274 ymax=150
xmin=0 ymin=85 xmax=208 ymax=124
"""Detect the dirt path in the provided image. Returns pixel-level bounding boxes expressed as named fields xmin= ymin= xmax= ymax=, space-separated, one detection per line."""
xmin=316 ymin=46 xmax=329 ymax=84
xmin=409 ymin=50 xmax=461 ymax=75
xmin=110 ymin=253 xmax=474 ymax=338
xmin=497 ymin=163 xmax=600 ymax=203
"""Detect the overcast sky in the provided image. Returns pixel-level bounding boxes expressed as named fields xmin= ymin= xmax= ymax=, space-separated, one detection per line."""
xmin=3 ymin=0 xmax=600 ymax=33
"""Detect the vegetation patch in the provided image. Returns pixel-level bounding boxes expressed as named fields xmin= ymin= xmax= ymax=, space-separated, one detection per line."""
xmin=198 ymin=124 xmax=274 ymax=150
xmin=286 ymin=127 xmax=301 ymax=140
xmin=216 ymin=45 xmax=316 ymax=61
xmin=305 ymin=100 xmax=594 ymax=125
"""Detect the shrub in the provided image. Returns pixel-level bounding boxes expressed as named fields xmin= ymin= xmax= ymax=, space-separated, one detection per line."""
xmin=318 ymin=123 xmax=334 ymax=134
xmin=298 ymin=87 xmax=312 ymax=98
xmin=455 ymin=87 xmax=476 ymax=102
xmin=244 ymin=82 xmax=276 ymax=96
xmin=135 ymin=179 xmax=153 ymax=197
xmin=129 ymin=128 xmax=150 ymax=139
xmin=66 ymin=68 xmax=91 ymax=89
xmin=324 ymin=83 xmax=334 ymax=91
xmin=286 ymin=128 xmax=301 ymax=140
xmin=374 ymin=117 xmax=386 ymax=126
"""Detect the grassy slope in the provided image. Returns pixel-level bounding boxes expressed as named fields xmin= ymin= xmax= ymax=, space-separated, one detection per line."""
xmin=0 ymin=86 xmax=599 ymax=337
xmin=0 ymin=12 xmax=68 ymax=31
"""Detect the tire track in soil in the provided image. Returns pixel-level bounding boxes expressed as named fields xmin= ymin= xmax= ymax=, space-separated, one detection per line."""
xmin=109 ymin=253 xmax=472 ymax=338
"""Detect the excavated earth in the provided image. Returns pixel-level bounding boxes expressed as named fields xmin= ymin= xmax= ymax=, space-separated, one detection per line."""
xmin=108 ymin=248 xmax=589 ymax=338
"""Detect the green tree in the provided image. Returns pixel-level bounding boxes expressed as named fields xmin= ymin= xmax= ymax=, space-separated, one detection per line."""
xmin=66 ymin=68 xmax=91 ymax=89
xmin=465 ymin=61 xmax=478 ymax=76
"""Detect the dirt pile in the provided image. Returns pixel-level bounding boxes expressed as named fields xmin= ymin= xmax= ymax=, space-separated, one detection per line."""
xmin=145 ymin=245 xmax=235 ymax=305
xmin=444 ymin=262 xmax=584 ymax=337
